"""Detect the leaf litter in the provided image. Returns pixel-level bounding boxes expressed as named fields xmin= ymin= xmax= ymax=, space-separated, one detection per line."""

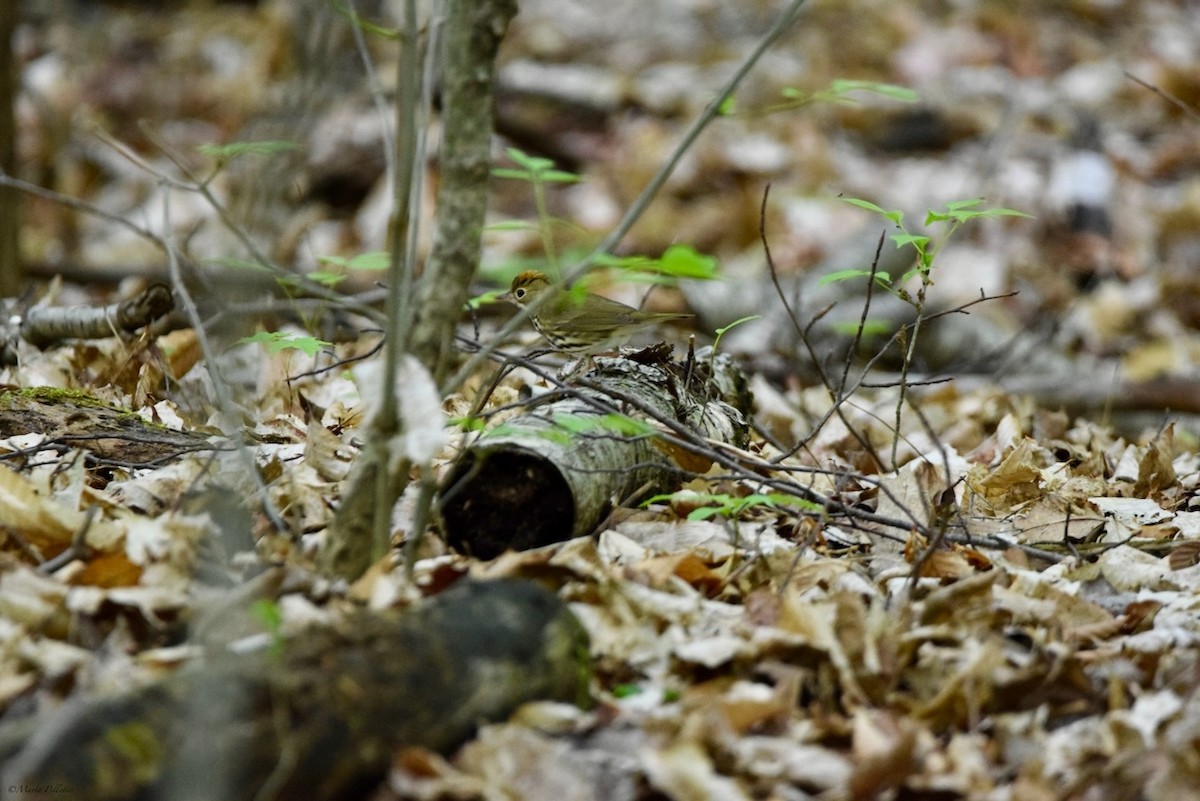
xmin=6 ymin=0 xmax=1200 ymax=799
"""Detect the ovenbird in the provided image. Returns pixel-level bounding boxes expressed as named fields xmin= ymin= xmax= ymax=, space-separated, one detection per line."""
xmin=501 ymin=270 xmax=690 ymax=353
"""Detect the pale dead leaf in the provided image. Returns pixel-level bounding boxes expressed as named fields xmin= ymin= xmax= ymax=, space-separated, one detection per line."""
xmin=305 ymin=414 xmax=352 ymax=482
xmin=848 ymin=709 xmax=920 ymax=799
xmin=733 ymin=736 xmax=853 ymax=791
xmin=1089 ymin=497 xmax=1173 ymax=543
xmin=614 ymin=519 xmax=736 ymax=561
xmin=0 ymin=465 xmax=119 ymax=556
xmin=0 ymin=566 xmax=69 ymax=629
xmin=1098 ymin=545 xmax=1174 ymax=592
xmin=875 ymin=455 xmax=964 ymax=534
xmin=642 ymin=738 xmax=751 ymax=801
xmin=965 ymin=438 xmax=1044 ymax=515
xmin=714 ymin=679 xmax=792 ymax=735
xmin=458 ymin=722 xmax=637 ymax=801
xmin=1135 ymin=423 xmax=1176 ymax=498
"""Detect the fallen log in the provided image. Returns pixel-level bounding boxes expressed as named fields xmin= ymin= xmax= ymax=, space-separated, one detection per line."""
xmin=440 ymin=346 xmax=752 ymax=558
xmin=0 ymin=579 xmax=590 ymax=801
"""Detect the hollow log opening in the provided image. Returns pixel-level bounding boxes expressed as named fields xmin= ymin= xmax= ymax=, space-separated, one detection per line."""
xmin=441 ymin=449 xmax=575 ymax=558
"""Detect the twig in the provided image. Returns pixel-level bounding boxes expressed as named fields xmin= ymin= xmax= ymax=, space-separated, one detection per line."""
xmin=758 ymin=185 xmax=886 ymax=471
xmin=1125 ymin=70 xmax=1200 ymax=124
xmin=161 ymin=192 xmax=289 ymax=534
xmin=37 ymin=506 xmax=97 ymax=574
xmin=839 ymin=230 xmax=886 ymax=397
xmin=0 ymin=169 xmax=163 ymax=246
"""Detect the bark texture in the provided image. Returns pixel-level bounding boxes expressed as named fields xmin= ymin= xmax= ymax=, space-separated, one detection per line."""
xmin=441 ymin=347 xmax=751 ymax=558
xmin=0 ymin=579 xmax=590 ymax=801
xmin=408 ymin=0 xmax=517 ymax=381
xmin=16 ymin=283 xmax=174 ymax=349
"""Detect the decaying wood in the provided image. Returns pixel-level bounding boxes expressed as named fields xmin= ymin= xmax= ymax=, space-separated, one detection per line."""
xmin=16 ymin=283 xmax=174 ymax=349
xmin=0 ymin=579 xmax=590 ymax=801
xmin=440 ymin=347 xmax=752 ymax=559
xmin=0 ymin=388 xmax=215 ymax=468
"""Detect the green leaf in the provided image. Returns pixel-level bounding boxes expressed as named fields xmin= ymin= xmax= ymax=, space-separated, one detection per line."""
xmin=841 ymin=197 xmax=904 ymax=225
xmin=240 ymin=331 xmax=331 ymax=357
xmin=761 ymin=492 xmax=824 ymax=512
xmin=492 ymin=167 xmax=536 ymax=181
xmin=448 ymin=416 xmax=486 ymax=431
xmin=307 ymin=270 xmax=347 ymax=287
xmin=612 ymin=683 xmax=643 ymax=698
xmin=316 ymin=251 xmax=390 ymax=271
xmin=828 ymin=79 xmax=920 ymax=103
xmin=653 ymin=489 xmax=824 ymax=520
xmin=504 ymin=147 xmax=556 ymax=174
xmin=983 ymin=206 xmax=1035 ymax=219
xmin=198 ymin=140 xmax=300 ymax=161
xmin=593 ymin=252 xmax=658 ymax=271
xmin=486 ymin=423 xmax=519 ymax=438
xmin=540 ymin=169 xmax=583 ymax=184
xmin=833 ymin=319 xmax=894 ymax=337
xmin=891 ymin=233 xmax=929 ymax=251
xmin=206 ymin=255 xmax=271 ymax=272
xmin=535 ymin=428 xmax=573 ymax=447
xmin=716 ymin=96 xmax=737 ymax=116
xmin=467 ymin=289 xmax=505 ymax=310
xmin=818 ymin=268 xmax=893 ymax=288
xmin=552 ymin=413 xmax=655 ymax=437
xmin=926 ymin=200 xmax=1035 ymax=225
xmin=714 ymin=315 xmax=760 ymax=338
xmin=658 ymin=244 xmax=718 ymax=279
xmin=494 ymin=148 xmax=580 ymax=183
xmin=250 ymin=598 xmax=283 ymax=632
xmin=944 ymin=198 xmax=987 ymax=212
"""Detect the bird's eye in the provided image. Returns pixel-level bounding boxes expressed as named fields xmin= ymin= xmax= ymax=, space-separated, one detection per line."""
xmin=515 ymin=288 xmax=526 ymax=299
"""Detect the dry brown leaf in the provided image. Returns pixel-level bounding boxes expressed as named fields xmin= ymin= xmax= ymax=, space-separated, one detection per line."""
xmin=0 ymin=465 xmax=80 ymax=556
xmin=713 ymin=680 xmax=792 ymax=735
xmin=965 ymin=438 xmax=1045 ymax=515
xmin=652 ymin=437 xmax=714 ymax=473
xmin=917 ymin=569 xmax=1001 ymax=627
xmin=67 ymin=550 xmax=143 ymax=588
xmin=876 ymin=457 xmax=962 ymax=533
xmin=1135 ymin=423 xmax=1177 ymax=499
xmin=305 ymin=414 xmax=352 ymax=482
xmin=159 ymin=328 xmax=203 ymax=380
xmin=0 ymin=565 xmax=71 ymax=632
xmin=1168 ymin=540 xmax=1200 ymax=571
xmin=670 ymin=553 xmax=725 ymax=597
xmin=915 ymin=548 xmax=975 ymax=579
xmin=847 ymin=709 xmax=920 ymax=799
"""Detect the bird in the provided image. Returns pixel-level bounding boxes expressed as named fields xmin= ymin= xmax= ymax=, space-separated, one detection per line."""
xmin=501 ymin=270 xmax=691 ymax=353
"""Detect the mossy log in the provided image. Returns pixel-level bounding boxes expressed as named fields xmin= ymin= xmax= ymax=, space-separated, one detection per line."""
xmin=1 ymin=579 xmax=590 ymax=801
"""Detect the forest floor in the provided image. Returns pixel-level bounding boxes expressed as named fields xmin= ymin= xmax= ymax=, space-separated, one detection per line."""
xmin=4 ymin=1 xmax=1200 ymax=799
